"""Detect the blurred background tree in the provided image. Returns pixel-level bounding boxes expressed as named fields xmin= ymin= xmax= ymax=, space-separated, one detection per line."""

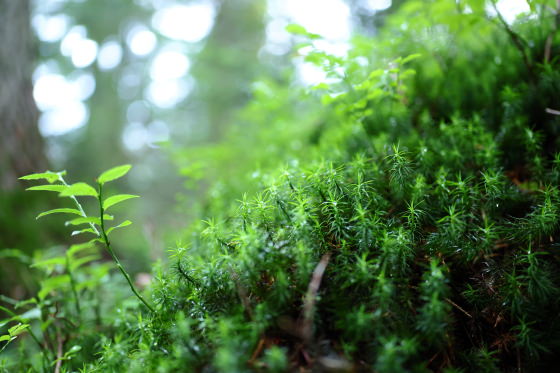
xmin=0 ymin=0 xmax=45 ymax=189
xmin=0 ymin=0 xmax=49 ymax=301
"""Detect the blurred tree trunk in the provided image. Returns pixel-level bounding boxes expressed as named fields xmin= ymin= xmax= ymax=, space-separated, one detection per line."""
xmin=191 ymin=0 xmax=266 ymax=141
xmin=0 ymin=0 xmax=46 ymax=189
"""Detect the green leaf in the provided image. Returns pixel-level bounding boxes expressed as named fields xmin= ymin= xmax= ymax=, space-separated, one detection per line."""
xmin=18 ymin=308 xmax=41 ymax=321
xmin=0 ymin=335 xmax=10 ymax=342
xmin=26 ymin=185 xmax=66 ymax=193
xmin=14 ymin=298 xmax=37 ymax=309
xmin=8 ymin=323 xmax=29 ymax=336
xmin=65 ymin=345 xmax=82 ymax=357
xmin=66 ymin=217 xmax=101 ymax=226
xmin=59 ymin=182 xmax=98 ymax=197
xmin=38 ymin=276 xmax=70 ymax=300
xmin=19 ymin=171 xmax=65 ymax=183
xmin=36 ymin=208 xmax=82 ymax=220
xmin=402 ymin=53 xmax=422 ymax=64
xmin=66 ymin=215 xmax=113 ymax=226
xmin=97 ymin=165 xmax=132 ymax=184
xmin=103 ymin=194 xmax=139 ymax=210
xmin=0 ymin=305 xmax=17 ymax=318
xmin=51 ymin=344 xmax=83 ymax=365
xmin=0 ymin=309 xmax=17 ymax=328
xmin=285 ymin=24 xmax=321 ymax=39
xmin=106 ymin=220 xmax=132 ymax=235
xmin=30 ymin=257 xmax=66 ymax=270
xmin=70 ymin=254 xmax=100 ymax=271
xmin=286 ymin=23 xmax=307 ymax=34
xmin=71 ymin=228 xmax=97 ymax=237
xmin=0 ymin=249 xmax=31 ymax=264
xmin=66 ymin=243 xmax=94 ymax=258
xmin=41 ymin=318 xmax=54 ymax=332
xmin=294 ymin=42 xmax=312 ymax=50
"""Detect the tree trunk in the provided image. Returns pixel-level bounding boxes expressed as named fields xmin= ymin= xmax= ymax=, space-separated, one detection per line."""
xmin=191 ymin=0 xmax=266 ymax=142
xmin=0 ymin=0 xmax=46 ymax=189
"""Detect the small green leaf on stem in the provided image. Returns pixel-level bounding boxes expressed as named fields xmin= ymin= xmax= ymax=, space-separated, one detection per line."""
xmin=59 ymin=182 xmax=98 ymax=197
xmin=71 ymin=228 xmax=97 ymax=237
xmin=66 ymin=217 xmax=101 ymax=226
xmin=70 ymin=254 xmax=100 ymax=271
xmin=30 ymin=257 xmax=66 ymax=269
xmin=65 ymin=345 xmax=82 ymax=357
xmin=402 ymin=53 xmax=422 ymax=64
xmin=106 ymin=220 xmax=132 ymax=235
xmin=97 ymin=165 xmax=132 ymax=184
xmin=285 ymin=24 xmax=321 ymax=39
xmin=66 ymin=215 xmax=113 ymax=226
xmin=8 ymin=323 xmax=29 ymax=337
xmin=38 ymin=276 xmax=70 ymax=300
xmin=103 ymin=194 xmax=139 ymax=210
xmin=66 ymin=243 xmax=94 ymax=257
xmin=36 ymin=208 xmax=82 ymax=220
xmin=19 ymin=171 xmax=65 ymax=183
xmin=26 ymin=185 xmax=66 ymax=193
xmin=0 ymin=249 xmax=31 ymax=264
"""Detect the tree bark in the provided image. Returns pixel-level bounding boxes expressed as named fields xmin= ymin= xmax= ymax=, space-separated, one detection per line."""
xmin=0 ymin=0 xmax=46 ymax=189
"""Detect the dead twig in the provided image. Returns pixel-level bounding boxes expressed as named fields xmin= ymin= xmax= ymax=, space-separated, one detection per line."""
xmin=445 ymin=297 xmax=473 ymax=318
xmin=249 ymin=337 xmax=266 ymax=364
xmin=546 ymin=108 xmax=560 ymax=116
xmin=54 ymin=331 xmax=64 ymax=373
xmin=301 ymin=252 xmax=331 ymax=343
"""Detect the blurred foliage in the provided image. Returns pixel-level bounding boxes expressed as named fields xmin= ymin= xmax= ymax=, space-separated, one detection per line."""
xmin=3 ymin=0 xmax=560 ymax=372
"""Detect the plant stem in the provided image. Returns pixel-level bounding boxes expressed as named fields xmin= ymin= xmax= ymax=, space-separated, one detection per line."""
xmin=97 ymin=183 xmax=155 ymax=313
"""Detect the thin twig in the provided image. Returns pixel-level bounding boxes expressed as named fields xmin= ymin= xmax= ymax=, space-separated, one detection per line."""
xmin=544 ymin=1 xmax=560 ymax=62
xmin=301 ymin=252 xmax=331 ymax=343
xmin=54 ymin=331 xmax=63 ymax=373
xmin=248 ymin=337 xmax=266 ymax=364
xmin=544 ymin=34 xmax=553 ymax=63
xmin=445 ymin=297 xmax=472 ymax=318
